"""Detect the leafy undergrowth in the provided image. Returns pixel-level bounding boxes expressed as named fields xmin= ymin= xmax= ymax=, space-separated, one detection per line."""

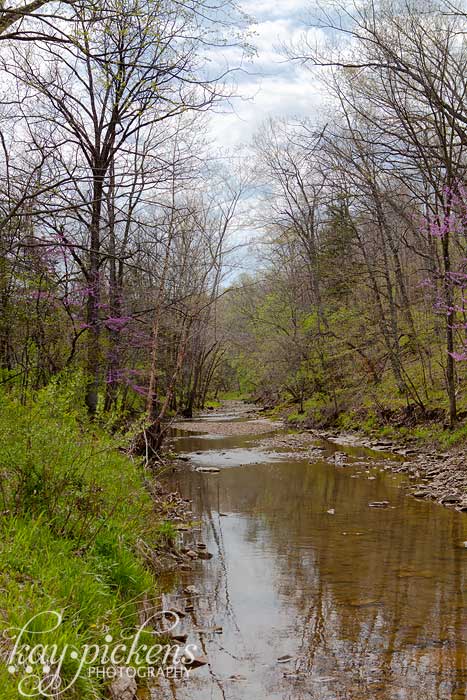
xmin=269 ymin=352 xmax=467 ymax=451
xmin=0 ymin=375 xmax=174 ymax=698
xmin=203 ymin=399 xmax=222 ymax=409
xmin=282 ymin=397 xmax=467 ymax=451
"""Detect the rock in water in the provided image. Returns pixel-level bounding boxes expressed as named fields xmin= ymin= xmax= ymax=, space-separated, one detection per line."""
xmin=277 ymin=654 xmax=294 ymax=664
xmin=440 ymin=494 xmax=461 ymax=504
xmin=184 ymin=654 xmax=208 ymax=669
xmin=164 ymin=607 xmax=186 ymax=619
xmin=196 ymin=466 xmax=220 ymax=473
xmin=349 ymin=598 xmax=381 ymax=608
xmin=197 ymin=550 xmax=213 ymax=560
xmin=368 ymin=501 xmax=390 ymax=508
xmin=172 ymin=633 xmax=188 ymax=643
xmin=283 ymin=671 xmax=306 ymax=680
xmin=110 ymin=668 xmax=137 ymax=700
xmin=195 ymin=625 xmax=223 ymax=635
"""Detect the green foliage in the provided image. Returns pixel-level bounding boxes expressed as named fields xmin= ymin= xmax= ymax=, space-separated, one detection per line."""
xmin=204 ymin=399 xmax=222 ymax=408
xmin=153 ymin=520 xmax=177 ymax=548
xmin=0 ymin=377 xmax=172 ymax=698
xmin=361 ymin=412 xmax=379 ymax=432
xmin=287 ymin=410 xmax=308 ymax=423
xmin=219 ymin=390 xmax=251 ymax=401
xmin=439 ymin=423 xmax=467 ymax=448
xmin=0 ymin=384 xmax=151 ymax=549
xmin=222 ymin=236 xmax=467 ymax=445
xmin=91 ymin=530 xmax=153 ymax=596
xmin=32 ymin=368 xmax=89 ymax=422
xmin=336 ymin=410 xmax=359 ymax=430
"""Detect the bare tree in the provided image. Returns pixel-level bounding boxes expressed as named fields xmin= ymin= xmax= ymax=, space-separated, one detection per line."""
xmin=1 ymin=0 xmax=246 ymax=412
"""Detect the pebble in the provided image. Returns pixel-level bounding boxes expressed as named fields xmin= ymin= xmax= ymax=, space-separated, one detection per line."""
xmin=195 ymin=626 xmax=223 ymax=634
xmin=277 ymin=654 xmax=295 ymax=663
xmin=109 ymin=668 xmax=137 ymax=700
xmin=440 ymin=494 xmax=461 ymax=504
xmin=165 ymin=608 xmax=186 ymax=619
xmin=184 ymin=654 xmax=208 ymax=669
xmin=197 ymin=550 xmax=213 ymax=560
xmin=283 ymin=672 xmax=306 ymax=680
xmin=171 ymin=633 xmax=188 ymax=643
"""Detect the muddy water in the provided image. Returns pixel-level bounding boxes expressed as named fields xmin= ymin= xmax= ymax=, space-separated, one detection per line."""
xmin=158 ymin=412 xmax=467 ymax=700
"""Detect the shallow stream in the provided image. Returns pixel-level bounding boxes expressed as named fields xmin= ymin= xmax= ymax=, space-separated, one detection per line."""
xmin=155 ymin=408 xmax=467 ymax=700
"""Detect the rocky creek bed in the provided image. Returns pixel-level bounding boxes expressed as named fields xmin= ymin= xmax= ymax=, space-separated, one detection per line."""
xmin=175 ymin=403 xmax=467 ymax=512
xmin=306 ymin=429 xmax=467 ymax=512
xmin=157 ymin=403 xmax=467 ymax=700
xmin=108 ymin=414 xmax=467 ymax=700
xmin=257 ymin=430 xmax=467 ymax=510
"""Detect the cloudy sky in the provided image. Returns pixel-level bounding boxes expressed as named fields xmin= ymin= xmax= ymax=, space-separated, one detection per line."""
xmin=203 ymin=0 xmax=333 ymax=273
xmin=209 ymin=0 xmax=327 ymax=150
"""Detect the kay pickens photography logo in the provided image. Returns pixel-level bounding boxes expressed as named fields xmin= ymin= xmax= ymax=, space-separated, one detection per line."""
xmin=2 ymin=610 xmax=195 ymax=697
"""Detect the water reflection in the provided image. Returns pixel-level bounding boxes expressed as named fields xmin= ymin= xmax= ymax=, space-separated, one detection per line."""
xmin=156 ymin=425 xmax=467 ymax=700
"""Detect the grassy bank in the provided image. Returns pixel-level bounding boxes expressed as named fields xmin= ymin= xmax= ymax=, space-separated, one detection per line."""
xmin=0 ymin=374 xmax=176 ymax=698
xmin=281 ymin=403 xmax=467 ymax=450
xmin=262 ymin=353 xmax=467 ymax=451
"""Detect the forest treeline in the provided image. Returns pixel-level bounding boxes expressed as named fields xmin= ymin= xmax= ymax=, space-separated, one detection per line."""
xmin=0 ymin=0 xmax=251 ymax=452
xmin=222 ymin=0 xmax=467 ymax=436
xmin=4 ymin=0 xmax=467 ymax=446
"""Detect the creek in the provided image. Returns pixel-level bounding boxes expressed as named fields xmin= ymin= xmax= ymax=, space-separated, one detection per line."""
xmin=155 ymin=405 xmax=467 ymax=700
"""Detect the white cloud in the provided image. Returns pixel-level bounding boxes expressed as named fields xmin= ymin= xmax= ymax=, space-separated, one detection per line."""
xmin=210 ymin=72 xmax=325 ymax=148
xmin=208 ymin=2 xmax=328 ymax=149
xmin=241 ymin=0 xmax=309 ymax=21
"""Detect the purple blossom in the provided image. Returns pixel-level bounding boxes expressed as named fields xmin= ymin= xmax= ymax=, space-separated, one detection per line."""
xmin=104 ymin=316 xmax=132 ymax=332
xmin=449 ymin=351 xmax=467 ymax=362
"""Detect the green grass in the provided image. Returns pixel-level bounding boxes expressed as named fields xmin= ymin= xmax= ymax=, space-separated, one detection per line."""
xmin=437 ymin=423 xmax=467 ymax=448
xmin=0 ymin=376 xmax=176 ymax=698
xmin=286 ymin=410 xmax=308 ymax=423
xmin=204 ymin=399 xmax=222 ymax=409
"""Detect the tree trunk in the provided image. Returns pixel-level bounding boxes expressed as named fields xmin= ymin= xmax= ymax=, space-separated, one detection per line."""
xmin=85 ymin=169 xmax=104 ymax=414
